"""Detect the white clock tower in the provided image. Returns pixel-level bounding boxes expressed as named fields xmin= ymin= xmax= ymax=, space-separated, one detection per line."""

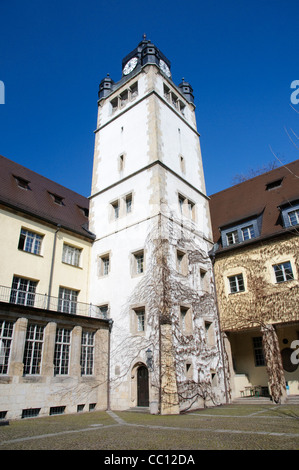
xmin=89 ymin=36 xmax=228 ymax=413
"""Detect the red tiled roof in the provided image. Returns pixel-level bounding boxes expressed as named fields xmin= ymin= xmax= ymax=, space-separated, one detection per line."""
xmin=0 ymin=154 xmax=94 ymax=239
xmin=209 ymin=159 xmax=299 ymax=247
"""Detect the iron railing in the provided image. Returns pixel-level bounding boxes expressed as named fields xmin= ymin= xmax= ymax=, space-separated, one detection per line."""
xmin=0 ymin=285 xmax=107 ymax=320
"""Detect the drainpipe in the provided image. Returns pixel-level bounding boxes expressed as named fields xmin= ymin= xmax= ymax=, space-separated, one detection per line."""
xmin=107 ymin=318 xmax=114 ymax=411
xmin=47 ymin=224 xmax=61 ymax=309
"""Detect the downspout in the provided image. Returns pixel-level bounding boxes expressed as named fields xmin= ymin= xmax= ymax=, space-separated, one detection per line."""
xmin=47 ymin=224 xmax=61 ymax=309
xmin=209 ymin=246 xmax=229 ymax=404
xmin=107 ymin=318 xmax=114 ymax=411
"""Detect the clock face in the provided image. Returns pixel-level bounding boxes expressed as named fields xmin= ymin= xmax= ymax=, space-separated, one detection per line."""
xmin=159 ymin=59 xmax=171 ymax=78
xmin=123 ymin=57 xmax=138 ymax=75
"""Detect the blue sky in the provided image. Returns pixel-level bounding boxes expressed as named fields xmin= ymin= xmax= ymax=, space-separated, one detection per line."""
xmin=0 ymin=0 xmax=298 ymax=197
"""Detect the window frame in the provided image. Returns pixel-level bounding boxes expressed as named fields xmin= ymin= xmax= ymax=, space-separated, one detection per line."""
xmin=80 ymin=331 xmax=95 ymax=375
xmin=0 ymin=320 xmax=14 ymax=375
xmin=228 ymin=273 xmax=245 ymax=294
xmin=58 ymin=287 xmax=78 ymax=314
xmin=18 ymin=228 xmax=43 ymax=255
xmin=273 ymin=261 xmax=294 ymax=283
xmin=54 ymin=327 xmax=71 ymax=375
xmin=62 ymin=243 xmax=82 ymax=267
xmin=10 ymin=276 xmax=37 ymax=307
xmin=23 ymin=324 xmax=45 ymax=375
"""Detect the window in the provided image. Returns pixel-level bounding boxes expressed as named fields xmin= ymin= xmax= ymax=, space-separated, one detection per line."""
xmin=49 ymin=192 xmax=64 ymax=205
xmin=23 ymin=324 xmax=44 ymax=374
xmin=58 ymin=287 xmax=78 ymax=314
xmin=180 ymin=306 xmax=193 ymax=334
xmin=98 ymin=304 xmax=109 ymax=319
xmin=81 ymin=331 xmax=95 ymax=375
xmin=226 ymin=230 xmax=239 ymax=246
xmin=132 ymin=250 xmax=144 ymax=275
xmin=241 ymin=225 xmax=255 ymax=241
xmin=126 ymin=193 xmax=132 ymax=214
xmin=111 ymin=200 xmax=119 ymax=220
xmin=205 ymin=321 xmax=215 ymax=346
xmin=62 ymin=244 xmax=81 ymax=267
xmin=54 ymin=328 xmax=71 ymax=375
xmin=228 ymin=274 xmax=245 ymax=293
xmin=221 ymin=218 xmax=260 ymax=248
xmin=288 ymin=209 xmax=299 ymax=226
xmin=177 ymin=250 xmax=188 ymax=275
xmin=132 ymin=307 xmax=146 ymax=333
xmin=110 ymin=82 xmax=138 ymax=114
xmin=119 ymin=154 xmax=125 ymax=173
xmin=265 ymin=178 xmax=283 ymax=191
xmin=178 ymin=194 xmax=195 ymax=220
xmin=179 ymin=155 xmax=185 ymax=174
xmin=10 ymin=276 xmax=37 ymax=306
xmin=253 ymin=337 xmax=265 ymax=366
xmin=18 ymin=229 xmax=42 ymax=255
xmin=136 ymin=309 xmax=145 ymax=332
xmin=99 ymin=254 xmax=110 ymax=276
xmin=14 ymin=175 xmax=30 ymax=190
xmin=273 ymin=261 xmax=294 ymax=283
xmin=0 ymin=321 xmax=14 ymax=374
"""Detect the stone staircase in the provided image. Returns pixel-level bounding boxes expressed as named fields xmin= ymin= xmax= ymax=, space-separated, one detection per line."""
xmin=232 ymin=394 xmax=299 ymax=405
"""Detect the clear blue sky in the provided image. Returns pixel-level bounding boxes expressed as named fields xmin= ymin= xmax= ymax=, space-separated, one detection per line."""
xmin=0 ymin=0 xmax=298 ymax=197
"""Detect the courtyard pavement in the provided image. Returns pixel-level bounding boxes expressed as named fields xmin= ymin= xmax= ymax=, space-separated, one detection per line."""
xmin=0 ymin=402 xmax=299 ymax=453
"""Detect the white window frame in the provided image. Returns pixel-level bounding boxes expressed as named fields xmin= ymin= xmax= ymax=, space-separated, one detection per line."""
xmin=80 ymin=331 xmax=95 ymax=375
xmin=58 ymin=287 xmax=78 ymax=314
xmin=273 ymin=261 xmax=294 ymax=283
xmin=54 ymin=328 xmax=71 ymax=375
xmin=10 ymin=276 xmax=37 ymax=306
xmin=23 ymin=324 xmax=44 ymax=375
xmin=228 ymin=273 xmax=245 ymax=293
xmin=18 ymin=228 xmax=42 ymax=255
xmin=62 ymin=243 xmax=82 ymax=267
xmin=0 ymin=321 xmax=14 ymax=374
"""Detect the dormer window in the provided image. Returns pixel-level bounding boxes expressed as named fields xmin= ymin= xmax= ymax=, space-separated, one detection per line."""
xmin=14 ymin=175 xmax=30 ymax=190
xmin=288 ymin=209 xmax=299 ymax=226
xmin=280 ymin=200 xmax=299 ymax=228
xmin=221 ymin=217 xmax=261 ymax=248
xmin=49 ymin=192 xmax=64 ymax=205
xmin=265 ymin=178 xmax=283 ymax=191
xmin=78 ymin=206 xmax=89 ymax=217
xmin=226 ymin=230 xmax=239 ymax=246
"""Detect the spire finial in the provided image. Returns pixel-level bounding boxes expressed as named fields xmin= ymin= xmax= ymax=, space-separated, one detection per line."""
xmin=143 ymin=33 xmax=147 ymax=40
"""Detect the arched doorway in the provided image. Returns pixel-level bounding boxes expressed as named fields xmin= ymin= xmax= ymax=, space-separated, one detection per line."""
xmin=137 ymin=365 xmax=149 ymax=407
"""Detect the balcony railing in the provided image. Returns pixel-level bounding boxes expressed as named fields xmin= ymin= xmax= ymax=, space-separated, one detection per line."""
xmin=0 ymin=285 xmax=107 ymax=320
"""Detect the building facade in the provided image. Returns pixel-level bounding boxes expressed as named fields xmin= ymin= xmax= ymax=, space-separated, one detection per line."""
xmin=0 ymin=156 xmax=110 ymax=420
xmin=209 ymin=160 xmax=299 ymax=403
xmin=89 ymin=37 xmax=227 ymax=413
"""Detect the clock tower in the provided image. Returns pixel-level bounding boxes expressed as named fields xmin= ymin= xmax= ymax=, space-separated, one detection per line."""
xmin=89 ymin=37 xmax=228 ymax=413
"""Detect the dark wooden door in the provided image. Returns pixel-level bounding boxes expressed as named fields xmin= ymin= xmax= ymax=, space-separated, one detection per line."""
xmin=137 ymin=366 xmax=149 ymax=406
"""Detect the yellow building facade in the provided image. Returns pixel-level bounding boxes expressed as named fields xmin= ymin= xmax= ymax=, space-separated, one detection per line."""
xmin=0 ymin=155 xmax=110 ymax=420
xmin=210 ymin=160 xmax=299 ymax=403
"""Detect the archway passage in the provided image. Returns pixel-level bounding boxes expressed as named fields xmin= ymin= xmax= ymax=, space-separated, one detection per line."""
xmin=137 ymin=365 xmax=149 ymax=406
